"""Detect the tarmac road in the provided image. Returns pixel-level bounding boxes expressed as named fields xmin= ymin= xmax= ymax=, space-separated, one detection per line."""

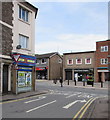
xmin=1 ymin=80 xmax=109 ymax=119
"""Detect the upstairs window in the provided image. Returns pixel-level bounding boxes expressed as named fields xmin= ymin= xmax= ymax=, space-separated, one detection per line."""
xmin=85 ymin=58 xmax=91 ymax=64
xmin=36 ymin=59 xmax=39 ymax=64
xmin=67 ymin=59 xmax=73 ymax=65
xmin=76 ymin=58 xmax=82 ymax=64
xmin=19 ymin=34 xmax=28 ymax=49
xmin=41 ymin=58 xmax=46 ymax=64
xmin=100 ymin=58 xmax=108 ymax=64
xmin=58 ymin=59 xmax=62 ymax=63
xmin=101 ymin=46 xmax=108 ymax=52
xmin=19 ymin=6 xmax=29 ymax=22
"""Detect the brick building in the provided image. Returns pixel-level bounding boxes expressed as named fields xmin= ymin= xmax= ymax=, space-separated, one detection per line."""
xmin=96 ymin=40 xmax=110 ymax=82
xmin=63 ymin=51 xmax=96 ymax=82
xmin=0 ymin=0 xmax=38 ymax=94
xmin=36 ymin=52 xmax=63 ymax=80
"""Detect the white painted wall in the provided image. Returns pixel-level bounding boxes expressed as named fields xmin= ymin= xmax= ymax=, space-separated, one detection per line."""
xmin=12 ymin=0 xmax=36 ymax=56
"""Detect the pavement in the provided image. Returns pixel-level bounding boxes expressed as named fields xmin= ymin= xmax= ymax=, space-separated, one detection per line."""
xmin=1 ymin=80 xmax=110 ymax=119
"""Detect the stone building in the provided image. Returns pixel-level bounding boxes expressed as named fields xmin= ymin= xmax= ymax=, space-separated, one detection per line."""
xmin=36 ymin=52 xmax=63 ymax=80
xmin=0 ymin=0 xmax=38 ymax=94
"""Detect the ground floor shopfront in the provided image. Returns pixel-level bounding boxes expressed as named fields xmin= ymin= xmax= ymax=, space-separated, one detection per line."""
xmin=36 ymin=67 xmax=48 ymax=79
xmin=0 ymin=53 xmax=36 ymax=94
xmin=64 ymin=68 xmax=95 ymax=82
xmin=96 ymin=69 xmax=110 ymax=82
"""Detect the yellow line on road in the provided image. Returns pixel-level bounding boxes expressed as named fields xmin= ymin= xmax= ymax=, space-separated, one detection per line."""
xmin=72 ymin=97 xmax=94 ymax=120
xmin=0 ymin=93 xmax=48 ymax=104
xmin=78 ymin=97 xmax=98 ymax=119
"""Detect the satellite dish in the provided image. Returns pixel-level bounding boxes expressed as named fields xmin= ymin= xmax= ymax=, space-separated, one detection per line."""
xmin=16 ymin=45 xmax=21 ymax=49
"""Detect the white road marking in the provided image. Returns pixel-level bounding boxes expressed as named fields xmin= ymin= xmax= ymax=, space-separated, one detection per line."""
xmin=26 ymin=100 xmax=57 ymax=113
xmin=24 ymin=96 xmax=46 ymax=104
xmin=63 ymin=99 xmax=86 ymax=109
xmin=66 ymin=92 xmax=81 ymax=98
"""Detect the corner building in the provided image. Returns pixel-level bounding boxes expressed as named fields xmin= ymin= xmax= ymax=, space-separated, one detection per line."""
xmin=0 ymin=0 xmax=38 ymax=94
xmin=96 ymin=40 xmax=110 ymax=82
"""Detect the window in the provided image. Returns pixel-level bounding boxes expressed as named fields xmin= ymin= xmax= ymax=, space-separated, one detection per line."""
xmin=67 ymin=59 xmax=73 ymax=65
xmin=85 ymin=58 xmax=91 ymax=64
xmin=100 ymin=58 xmax=108 ymax=64
xmin=36 ymin=59 xmax=39 ymax=64
xmin=19 ymin=34 xmax=28 ymax=49
xmin=58 ymin=59 xmax=62 ymax=63
xmin=19 ymin=6 xmax=29 ymax=22
xmin=101 ymin=46 xmax=108 ymax=52
xmin=41 ymin=58 xmax=46 ymax=64
xmin=76 ymin=58 xmax=82 ymax=64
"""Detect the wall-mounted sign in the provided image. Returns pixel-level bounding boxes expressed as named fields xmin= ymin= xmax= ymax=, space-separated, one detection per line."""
xmin=17 ymin=66 xmax=32 ymax=72
xmin=36 ymin=67 xmax=46 ymax=71
xmin=12 ymin=53 xmax=36 ymax=66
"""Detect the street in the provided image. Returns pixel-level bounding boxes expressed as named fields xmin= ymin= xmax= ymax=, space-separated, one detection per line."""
xmin=2 ymin=80 xmax=108 ymax=119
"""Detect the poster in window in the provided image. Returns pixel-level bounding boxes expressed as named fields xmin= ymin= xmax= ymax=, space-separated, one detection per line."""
xmin=26 ymin=72 xmax=32 ymax=86
xmin=18 ymin=71 xmax=25 ymax=87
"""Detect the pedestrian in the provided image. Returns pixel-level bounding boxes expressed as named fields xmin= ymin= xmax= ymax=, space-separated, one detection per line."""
xmin=59 ymin=77 xmax=63 ymax=87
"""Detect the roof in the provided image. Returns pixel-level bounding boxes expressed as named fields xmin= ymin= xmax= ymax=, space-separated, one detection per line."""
xmin=63 ymin=51 xmax=95 ymax=55
xmin=96 ymin=39 xmax=110 ymax=43
xmin=36 ymin=52 xmax=59 ymax=59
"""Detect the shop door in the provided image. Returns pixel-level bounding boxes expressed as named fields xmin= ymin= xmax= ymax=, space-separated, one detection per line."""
xmin=66 ymin=71 xmax=72 ymax=80
xmin=3 ymin=65 xmax=8 ymax=93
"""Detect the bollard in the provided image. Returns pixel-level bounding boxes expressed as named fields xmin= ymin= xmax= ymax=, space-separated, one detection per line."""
xmin=75 ymin=80 xmax=76 ymax=86
xmin=92 ymin=82 xmax=94 ymax=87
xmin=83 ymin=81 xmax=85 ymax=86
xmin=101 ymin=81 xmax=103 ymax=88
xmin=68 ymin=80 xmax=69 ymax=85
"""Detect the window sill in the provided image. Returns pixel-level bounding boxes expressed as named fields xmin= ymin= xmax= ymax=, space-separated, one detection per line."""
xmin=18 ymin=18 xmax=30 ymax=25
xmin=19 ymin=48 xmax=31 ymax=51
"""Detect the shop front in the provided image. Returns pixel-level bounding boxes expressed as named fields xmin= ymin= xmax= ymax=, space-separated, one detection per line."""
xmin=36 ymin=67 xmax=48 ymax=79
xmin=74 ymin=69 xmax=94 ymax=82
xmin=12 ymin=53 xmax=36 ymax=94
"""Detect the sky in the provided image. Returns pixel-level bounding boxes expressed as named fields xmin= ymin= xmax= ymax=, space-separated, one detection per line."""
xmin=27 ymin=1 xmax=108 ymax=55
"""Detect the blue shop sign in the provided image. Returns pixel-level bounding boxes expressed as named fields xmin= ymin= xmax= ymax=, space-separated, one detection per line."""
xmin=17 ymin=66 xmax=33 ymax=72
xmin=12 ymin=53 xmax=36 ymax=66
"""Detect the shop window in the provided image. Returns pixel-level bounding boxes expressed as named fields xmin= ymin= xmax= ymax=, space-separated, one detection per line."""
xmin=101 ymin=46 xmax=108 ymax=52
xmin=19 ymin=34 xmax=29 ymax=49
xmin=67 ymin=59 xmax=73 ymax=65
xmin=85 ymin=58 xmax=91 ymax=64
xmin=76 ymin=58 xmax=82 ymax=64
xmin=19 ymin=6 xmax=29 ymax=22
xmin=41 ymin=58 xmax=46 ymax=64
xmin=100 ymin=58 xmax=108 ymax=64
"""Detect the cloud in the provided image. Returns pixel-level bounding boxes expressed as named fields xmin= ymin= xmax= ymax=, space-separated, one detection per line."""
xmin=35 ymin=33 xmax=107 ymax=55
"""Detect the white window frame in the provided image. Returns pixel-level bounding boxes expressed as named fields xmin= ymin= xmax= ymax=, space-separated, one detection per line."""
xmin=76 ymin=58 xmax=82 ymax=64
xmin=41 ymin=58 xmax=46 ymax=64
xmin=100 ymin=58 xmax=108 ymax=64
xmin=19 ymin=34 xmax=29 ymax=49
xmin=19 ymin=6 xmax=29 ymax=22
xmin=101 ymin=46 xmax=108 ymax=52
xmin=67 ymin=59 xmax=73 ymax=65
xmin=85 ymin=58 xmax=91 ymax=64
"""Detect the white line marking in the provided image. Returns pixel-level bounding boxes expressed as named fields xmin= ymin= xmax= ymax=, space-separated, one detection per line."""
xmin=63 ymin=99 xmax=86 ymax=109
xmin=66 ymin=92 xmax=81 ymax=98
xmin=24 ymin=96 xmax=46 ymax=104
xmin=26 ymin=100 xmax=57 ymax=113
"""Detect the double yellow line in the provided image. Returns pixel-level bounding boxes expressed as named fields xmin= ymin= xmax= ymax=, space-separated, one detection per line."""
xmin=73 ymin=97 xmax=98 ymax=120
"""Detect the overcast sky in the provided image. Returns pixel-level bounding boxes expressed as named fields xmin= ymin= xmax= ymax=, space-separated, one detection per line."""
xmin=27 ymin=1 xmax=108 ymax=55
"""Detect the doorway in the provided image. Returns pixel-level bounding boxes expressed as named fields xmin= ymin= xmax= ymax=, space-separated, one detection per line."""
xmin=3 ymin=65 xmax=8 ymax=93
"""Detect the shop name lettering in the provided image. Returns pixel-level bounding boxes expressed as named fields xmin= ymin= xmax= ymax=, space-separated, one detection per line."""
xmin=18 ymin=58 xmax=35 ymax=64
xmin=18 ymin=67 xmax=32 ymax=70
